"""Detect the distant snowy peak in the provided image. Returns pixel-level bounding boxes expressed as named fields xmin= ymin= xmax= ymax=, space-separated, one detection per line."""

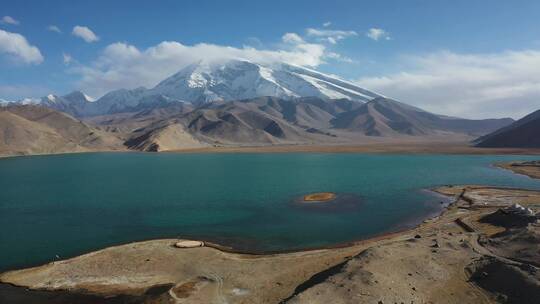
xmin=0 ymin=97 xmax=40 ymax=106
xmin=39 ymin=91 xmax=93 ymax=105
xmin=18 ymin=98 xmax=41 ymax=105
xmin=34 ymin=91 xmax=94 ymax=117
xmin=0 ymin=98 xmax=12 ymax=107
xmin=46 ymin=94 xmax=57 ymax=102
xmin=84 ymin=94 xmax=96 ymax=102
xmin=4 ymin=59 xmax=383 ymax=117
xmin=150 ymin=59 xmax=383 ymax=104
xmin=95 ymin=88 xmax=186 ymax=115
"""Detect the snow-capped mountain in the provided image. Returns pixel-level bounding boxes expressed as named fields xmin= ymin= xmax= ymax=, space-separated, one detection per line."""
xmin=39 ymin=91 xmax=95 ymax=117
xmin=0 ymin=91 xmax=94 ymax=116
xmin=87 ymin=59 xmax=384 ymax=115
xmin=77 ymin=59 xmax=382 ymax=117
xmin=2 ymin=59 xmax=383 ymax=117
xmin=0 ymin=98 xmax=12 ymax=106
xmin=17 ymin=98 xmax=41 ymax=105
xmin=150 ymin=59 xmax=383 ymax=104
xmin=92 ymin=88 xmax=187 ymax=115
xmin=0 ymin=97 xmax=41 ymax=106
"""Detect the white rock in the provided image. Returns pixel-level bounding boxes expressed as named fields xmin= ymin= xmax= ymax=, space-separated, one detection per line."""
xmin=174 ymin=240 xmax=204 ymax=248
xmin=506 ymin=203 xmax=535 ymax=216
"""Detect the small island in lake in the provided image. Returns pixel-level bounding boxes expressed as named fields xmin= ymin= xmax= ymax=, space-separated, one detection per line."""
xmin=302 ymin=192 xmax=337 ymax=202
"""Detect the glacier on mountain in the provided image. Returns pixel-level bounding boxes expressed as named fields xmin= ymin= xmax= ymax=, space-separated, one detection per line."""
xmin=3 ymin=59 xmax=383 ymax=117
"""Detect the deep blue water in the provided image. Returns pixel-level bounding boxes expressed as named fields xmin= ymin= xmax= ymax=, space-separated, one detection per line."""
xmin=0 ymin=152 xmax=539 ymax=271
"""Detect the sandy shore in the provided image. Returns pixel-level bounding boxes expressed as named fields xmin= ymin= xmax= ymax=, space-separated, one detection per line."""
xmin=3 ymin=141 xmax=540 ymax=159
xmin=167 ymin=141 xmax=540 ymax=155
xmin=1 ymin=162 xmax=539 ymax=303
xmin=497 ymin=160 xmax=540 ymax=179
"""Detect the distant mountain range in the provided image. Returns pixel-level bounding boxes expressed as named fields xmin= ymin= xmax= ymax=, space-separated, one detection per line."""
xmin=2 ymin=60 xmax=385 ymax=117
xmin=100 ymin=96 xmax=512 ymax=152
xmin=0 ymin=59 xmax=522 ymax=155
xmin=475 ymin=109 xmax=540 ymax=148
xmin=330 ymin=97 xmax=512 ymax=137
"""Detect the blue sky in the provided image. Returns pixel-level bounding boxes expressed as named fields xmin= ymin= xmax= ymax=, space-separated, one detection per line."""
xmin=1 ymin=0 xmax=540 ymax=118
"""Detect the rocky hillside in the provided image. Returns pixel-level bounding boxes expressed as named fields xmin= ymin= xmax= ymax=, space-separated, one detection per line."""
xmin=0 ymin=97 xmax=515 ymax=154
xmin=332 ymin=98 xmax=514 ymax=137
xmin=475 ymin=109 xmax=540 ymax=148
xmin=110 ymin=96 xmax=512 ymax=152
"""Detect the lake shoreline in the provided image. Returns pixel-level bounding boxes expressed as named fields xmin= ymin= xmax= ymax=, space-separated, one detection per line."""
xmin=3 ymin=142 xmax=540 ymax=159
xmin=0 ymin=194 xmax=437 ymax=273
xmin=0 ymin=198 xmax=455 ymax=303
xmin=1 ymin=161 xmax=539 ymax=303
xmin=0 ymin=188 xmax=448 ymax=274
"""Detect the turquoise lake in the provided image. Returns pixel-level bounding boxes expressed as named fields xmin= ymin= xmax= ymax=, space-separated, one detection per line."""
xmin=1 ymin=152 xmax=539 ymax=271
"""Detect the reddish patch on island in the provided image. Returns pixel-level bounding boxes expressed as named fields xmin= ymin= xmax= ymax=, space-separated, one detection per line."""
xmin=302 ymin=192 xmax=337 ymax=202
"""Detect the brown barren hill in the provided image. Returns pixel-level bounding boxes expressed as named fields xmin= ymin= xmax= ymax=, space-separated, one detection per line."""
xmin=476 ymin=109 xmax=540 ymax=148
xmin=0 ymin=105 xmax=124 ymax=156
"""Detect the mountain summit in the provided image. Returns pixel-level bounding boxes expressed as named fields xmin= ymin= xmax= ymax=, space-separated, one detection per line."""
xmin=150 ymin=59 xmax=383 ymax=104
xmin=24 ymin=59 xmax=384 ymax=117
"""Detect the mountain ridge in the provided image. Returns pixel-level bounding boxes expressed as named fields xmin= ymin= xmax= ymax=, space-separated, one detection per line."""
xmin=112 ymin=96 xmax=513 ymax=151
xmin=475 ymin=109 xmax=540 ymax=147
xmin=2 ymin=59 xmax=385 ymax=118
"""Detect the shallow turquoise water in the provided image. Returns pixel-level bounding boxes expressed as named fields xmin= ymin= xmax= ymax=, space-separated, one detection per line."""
xmin=0 ymin=152 xmax=539 ymax=271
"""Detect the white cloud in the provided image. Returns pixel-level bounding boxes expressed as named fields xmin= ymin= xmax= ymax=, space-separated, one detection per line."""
xmin=356 ymin=50 xmax=540 ymax=119
xmin=72 ymin=40 xmax=328 ymax=97
xmin=326 ymin=52 xmax=355 ymax=63
xmin=63 ymin=52 xmax=73 ymax=65
xmin=366 ymin=28 xmax=391 ymax=41
xmin=47 ymin=25 xmax=62 ymax=33
xmin=0 ymin=29 xmax=43 ymax=64
xmin=306 ymin=28 xmax=357 ymax=44
xmin=72 ymin=25 xmax=99 ymax=43
xmin=323 ymin=21 xmax=332 ymax=27
xmin=1 ymin=16 xmax=19 ymax=25
xmin=282 ymin=32 xmax=304 ymax=44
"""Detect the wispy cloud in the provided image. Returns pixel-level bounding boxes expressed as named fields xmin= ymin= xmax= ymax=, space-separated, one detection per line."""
xmin=72 ymin=25 xmax=99 ymax=43
xmin=323 ymin=21 xmax=331 ymax=27
xmin=306 ymin=28 xmax=358 ymax=44
xmin=71 ymin=39 xmax=331 ymax=97
xmin=366 ymin=28 xmax=391 ymax=41
xmin=1 ymin=16 xmax=19 ymax=25
xmin=0 ymin=29 xmax=43 ymax=64
xmin=282 ymin=32 xmax=304 ymax=44
xmin=326 ymin=52 xmax=355 ymax=63
xmin=47 ymin=25 xmax=62 ymax=33
xmin=356 ymin=50 xmax=540 ymax=119
xmin=71 ymin=22 xmax=366 ymax=97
